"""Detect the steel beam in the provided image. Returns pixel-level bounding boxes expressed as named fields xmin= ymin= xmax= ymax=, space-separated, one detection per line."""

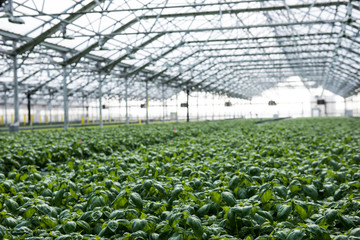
xmin=186 ymin=32 xmax=337 ymax=44
xmin=186 ymin=89 xmax=190 ymax=122
xmin=64 ymin=18 xmax=143 ymax=66
xmin=100 ymin=33 xmax=165 ymax=73
xmin=105 ymin=20 xmax=341 ymax=36
xmin=99 ymin=78 xmax=103 ymax=129
xmin=200 ymin=42 xmax=335 ymax=52
xmin=27 ymin=93 xmax=31 ymax=125
xmin=162 ymin=84 xmax=165 ymax=124
xmin=125 ymin=42 xmax=184 ymax=79
xmin=202 ymin=49 xmax=331 ymax=58
xmin=62 ymin=64 xmax=69 ymax=130
xmin=125 ymin=77 xmax=129 ymax=126
xmin=145 ymin=80 xmax=149 ymax=125
xmin=12 ymin=42 xmax=19 ymax=132
xmin=13 ymin=0 xmax=106 ymax=55
xmin=144 ymin=2 xmax=348 ymax=19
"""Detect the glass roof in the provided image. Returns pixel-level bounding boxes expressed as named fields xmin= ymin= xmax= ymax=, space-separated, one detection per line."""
xmin=0 ymin=0 xmax=359 ymax=106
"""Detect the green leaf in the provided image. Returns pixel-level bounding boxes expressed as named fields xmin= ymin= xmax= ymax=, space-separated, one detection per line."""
xmin=91 ymin=210 xmax=102 ymax=221
xmin=37 ymin=204 xmax=52 ymax=216
xmin=187 ymin=216 xmax=203 ymax=239
xmin=171 ymin=185 xmax=184 ymax=199
xmin=23 ymin=207 xmax=36 ymax=218
xmin=232 ymin=206 xmax=253 ymax=217
xmin=277 ymin=204 xmax=292 ymax=221
xmin=76 ymin=220 xmax=91 ymax=232
xmin=197 ymin=204 xmax=210 ymax=217
xmin=63 ymin=221 xmax=77 ymax=234
xmin=274 ymin=186 xmax=287 ymax=199
xmin=229 ymin=176 xmax=240 ymax=190
xmin=130 ymin=219 xmax=147 ymax=232
xmin=154 ymin=183 xmax=167 ymax=196
xmin=323 ymin=184 xmax=335 ymax=197
xmin=334 ymin=186 xmax=348 ymax=201
xmin=3 ymin=217 xmax=17 ymax=228
xmin=261 ymin=189 xmax=272 ymax=203
xmin=333 ymin=236 xmax=348 ymax=240
xmin=20 ymin=173 xmax=28 ymax=181
xmin=324 ymin=209 xmax=338 ymax=224
xmin=257 ymin=210 xmax=273 ymax=222
xmin=143 ymin=180 xmax=153 ymax=190
xmin=43 ymin=217 xmax=57 ymax=228
xmin=52 ymin=189 xmax=65 ymax=207
xmin=211 ymin=192 xmax=221 ymax=203
xmin=303 ymin=185 xmax=318 ymax=200
xmin=295 ymin=204 xmax=307 ymax=219
xmin=108 ymin=220 xmax=119 ymax=232
xmin=55 ymin=235 xmax=72 ymax=240
xmin=350 ymin=228 xmax=360 ymax=237
xmin=286 ymin=229 xmax=306 ymax=240
xmin=112 ymin=191 xmax=128 ymax=209
xmin=110 ymin=210 xmax=125 ymax=219
xmin=307 ymin=224 xmax=330 ymax=240
xmin=339 ymin=215 xmax=356 ymax=229
xmin=0 ymin=225 xmax=5 ymax=239
xmin=129 ymin=192 xmax=143 ymax=210
xmin=5 ymin=199 xmax=19 ymax=212
xmin=221 ymin=192 xmax=236 ymax=206
xmin=12 ymin=226 xmax=32 ymax=235
xmin=88 ymin=195 xmax=106 ymax=210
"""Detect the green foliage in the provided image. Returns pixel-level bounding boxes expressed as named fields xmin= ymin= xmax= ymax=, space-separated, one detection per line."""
xmin=0 ymin=118 xmax=359 ymax=239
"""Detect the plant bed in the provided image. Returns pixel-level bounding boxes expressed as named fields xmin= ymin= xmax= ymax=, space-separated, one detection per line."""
xmin=0 ymin=118 xmax=359 ymax=239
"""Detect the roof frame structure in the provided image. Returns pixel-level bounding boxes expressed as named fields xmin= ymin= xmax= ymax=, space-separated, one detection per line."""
xmin=0 ymin=0 xmax=358 ymax=109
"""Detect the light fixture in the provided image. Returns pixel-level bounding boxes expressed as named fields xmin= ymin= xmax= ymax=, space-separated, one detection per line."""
xmin=124 ymin=47 xmax=135 ymax=59
xmin=4 ymin=1 xmax=25 ymax=24
xmin=268 ymin=100 xmax=277 ymax=106
xmin=128 ymin=54 xmax=136 ymax=59
xmin=8 ymin=15 xmax=24 ymax=24
xmin=60 ymin=23 xmax=74 ymax=40
xmin=98 ymin=36 xmax=108 ymax=50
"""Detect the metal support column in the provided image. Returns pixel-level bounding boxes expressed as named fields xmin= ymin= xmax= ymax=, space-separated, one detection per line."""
xmin=118 ymin=97 xmax=121 ymax=122
xmin=145 ymin=80 xmax=149 ymax=125
xmin=4 ymin=91 xmax=8 ymax=125
xmin=82 ymin=95 xmax=85 ymax=120
xmin=27 ymin=93 xmax=31 ymax=125
xmin=176 ymin=92 xmax=178 ymax=122
xmin=48 ymin=98 xmax=52 ymax=124
xmin=125 ymin=77 xmax=129 ymax=126
xmin=11 ymin=41 xmax=19 ymax=132
xmin=63 ymin=64 xmax=69 ymax=130
xmin=344 ymin=98 xmax=347 ymax=116
xmin=86 ymin=97 xmax=89 ymax=118
xmin=99 ymin=79 xmax=103 ymax=129
xmin=162 ymin=84 xmax=165 ymax=124
xmin=186 ymin=89 xmax=190 ymax=122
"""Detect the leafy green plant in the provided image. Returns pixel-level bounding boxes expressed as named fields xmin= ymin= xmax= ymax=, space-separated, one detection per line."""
xmin=0 ymin=118 xmax=359 ymax=239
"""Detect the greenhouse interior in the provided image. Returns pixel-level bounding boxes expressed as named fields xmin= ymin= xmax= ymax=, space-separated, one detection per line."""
xmin=0 ymin=0 xmax=359 ymax=131
xmin=0 ymin=0 xmax=360 ymax=240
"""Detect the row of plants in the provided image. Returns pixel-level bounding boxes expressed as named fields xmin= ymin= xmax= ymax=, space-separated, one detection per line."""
xmin=0 ymin=118 xmax=360 ymax=239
